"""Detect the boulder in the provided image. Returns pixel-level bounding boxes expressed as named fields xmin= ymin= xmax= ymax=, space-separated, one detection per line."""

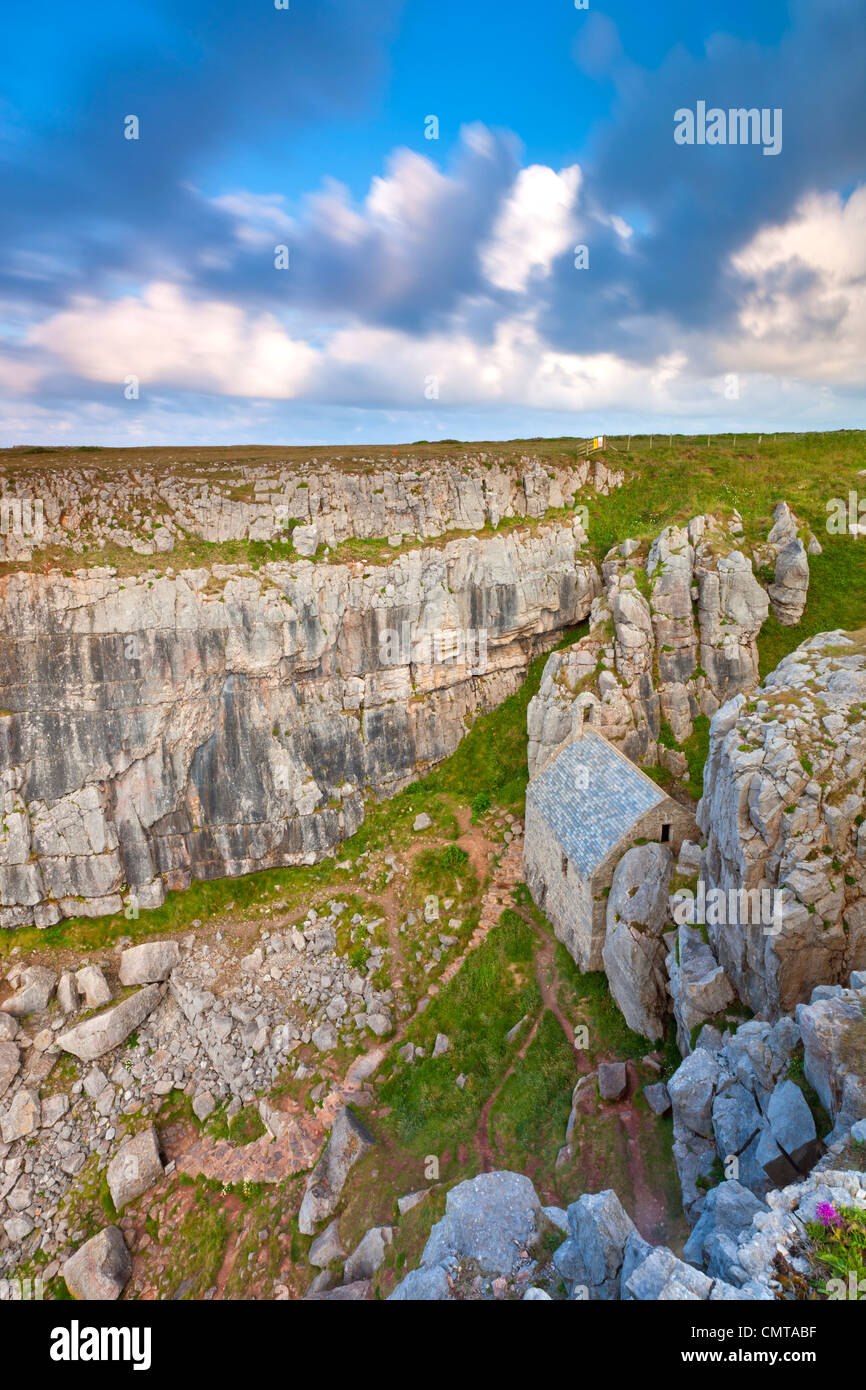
xmin=768 ymin=539 xmax=809 ymax=626
xmin=1 ymin=1086 xmax=40 ymax=1142
xmin=602 ymin=843 xmax=673 ymax=1041
xmin=668 ymin=1048 xmax=719 ymax=1140
xmin=311 ymin=1021 xmax=338 ymax=1052
xmin=62 ymin=1227 xmax=132 ymax=1301
xmin=683 ymin=1180 xmax=768 ymax=1280
xmin=0 ymin=1039 xmax=20 ymax=1099
xmin=598 ymin=1061 xmax=628 ymax=1101
xmin=292 ymin=524 xmax=319 ymax=557
xmin=75 ymin=964 xmax=112 ymax=1008
xmin=766 ymin=1079 xmax=816 ymax=1157
xmin=627 ymin=1246 xmax=716 ymax=1300
xmin=57 ymin=984 xmax=161 ymax=1061
xmin=298 ymin=1108 xmax=375 ymax=1234
xmin=555 ymin=1189 xmax=636 ymax=1299
xmin=309 ymin=1219 xmax=345 ymax=1269
xmin=57 ymin=972 xmax=80 ymax=1013
xmin=106 ymin=1126 xmax=164 ymax=1211
xmin=344 ymin=1225 xmax=393 ymax=1283
xmin=119 ymin=940 xmax=180 ymax=985
xmin=643 ymin=1081 xmax=671 ymax=1116
xmin=419 ymin=1171 xmax=543 ymax=1278
xmin=388 ymin=1265 xmax=451 ymax=1300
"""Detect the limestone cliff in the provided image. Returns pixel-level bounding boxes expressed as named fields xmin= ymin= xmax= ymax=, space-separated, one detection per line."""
xmin=697 ymin=629 xmax=866 ymax=1018
xmin=526 ymin=502 xmax=817 ymax=780
xmin=0 ymin=452 xmax=623 ymax=561
xmin=0 ymin=521 xmax=599 ymax=927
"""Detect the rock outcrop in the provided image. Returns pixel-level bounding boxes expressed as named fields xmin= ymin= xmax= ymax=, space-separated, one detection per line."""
xmin=298 ymin=1107 xmax=375 ymax=1235
xmin=0 ymin=452 xmax=623 ymax=562
xmin=602 ymin=843 xmax=673 ymax=1041
xmin=697 ymin=630 xmax=866 ymax=1017
xmin=528 ymin=509 xmax=776 ymax=776
xmin=62 ymin=1226 xmax=132 ymax=1300
xmin=668 ymin=969 xmax=866 ymax=1222
xmin=1 ymin=521 xmax=598 ymax=926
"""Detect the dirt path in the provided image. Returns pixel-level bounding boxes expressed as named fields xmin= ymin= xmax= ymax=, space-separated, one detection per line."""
xmin=475 ymin=900 xmax=669 ymax=1241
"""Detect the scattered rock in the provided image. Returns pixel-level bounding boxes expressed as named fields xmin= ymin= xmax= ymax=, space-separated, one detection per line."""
xmin=106 ymin=1127 xmax=164 ymax=1211
xmin=63 ymin=1227 xmax=132 ymax=1301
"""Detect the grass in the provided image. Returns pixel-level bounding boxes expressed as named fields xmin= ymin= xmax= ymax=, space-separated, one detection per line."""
xmin=553 ymin=941 xmax=650 ymax=1060
xmin=489 ymin=1009 xmax=575 ymax=1170
xmin=806 ymin=1205 xmax=866 ymax=1299
xmin=378 ymin=911 xmax=540 ymax=1154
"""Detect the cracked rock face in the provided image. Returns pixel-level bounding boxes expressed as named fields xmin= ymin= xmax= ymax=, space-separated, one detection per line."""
xmin=602 ymin=843 xmax=673 ymax=1042
xmin=0 ymin=454 xmax=624 ymax=561
xmin=527 ymin=509 xmax=774 ymax=777
xmin=0 ymin=522 xmax=599 ymax=926
xmin=697 ymin=630 xmax=866 ymax=1017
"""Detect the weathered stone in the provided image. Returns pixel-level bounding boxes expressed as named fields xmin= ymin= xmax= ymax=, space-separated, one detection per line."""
xmin=62 ymin=1227 xmax=132 ymax=1300
xmin=418 ymin=1171 xmax=542 ymax=1280
xmin=309 ymin=1219 xmax=345 ymax=1269
xmin=1 ymin=966 xmax=57 ymax=1017
xmin=598 ymin=1061 xmax=628 ymax=1101
xmin=57 ymin=984 xmax=161 ymax=1061
xmin=106 ymin=1127 xmax=164 ymax=1210
xmin=344 ymin=1225 xmax=393 ymax=1282
xmin=119 ymin=940 xmax=180 ymax=985
xmin=298 ymin=1108 xmax=375 ymax=1234
xmin=556 ymin=1189 xmax=637 ymax=1299
xmin=643 ymin=1081 xmax=671 ymax=1116
xmin=75 ymin=964 xmax=112 ymax=1008
xmin=57 ymin=971 xmax=80 ymax=1013
xmin=0 ymin=1086 xmax=40 ymax=1142
xmin=603 ymin=843 xmax=673 ymax=1041
xmin=0 ymin=1039 xmax=20 ymax=1099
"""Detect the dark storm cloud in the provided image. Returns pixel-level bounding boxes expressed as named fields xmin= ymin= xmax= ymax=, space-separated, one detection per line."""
xmin=538 ymin=0 xmax=866 ymax=358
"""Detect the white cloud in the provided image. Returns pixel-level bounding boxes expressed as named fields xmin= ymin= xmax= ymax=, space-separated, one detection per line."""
xmin=208 ymin=191 xmax=295 ymax=248
xmin=726 ymin=185 xmax=866 ymax=384
xmin=481 ymin=164 xmax=581 ymax=293
xmin=28 ymin=283 xmax=317 ymax=398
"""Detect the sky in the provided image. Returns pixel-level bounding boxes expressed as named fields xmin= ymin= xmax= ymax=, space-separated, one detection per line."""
xmin=1 ymin=0 xmax=864 ymax=446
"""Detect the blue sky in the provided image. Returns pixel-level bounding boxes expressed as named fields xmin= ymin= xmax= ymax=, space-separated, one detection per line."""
xmin=1 ymin=0 xmax=864 ymax=445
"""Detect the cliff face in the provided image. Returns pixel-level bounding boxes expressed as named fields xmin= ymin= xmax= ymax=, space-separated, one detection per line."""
xmin=0 ymin=453 xmax=624 ymax=561
xmin=526 ymin=502 xmax=820 ymax=782
xmin=0 ymin=521 xmax=599 ymax=927
xmin=697 ymin=630 xmax=866 ymax=1017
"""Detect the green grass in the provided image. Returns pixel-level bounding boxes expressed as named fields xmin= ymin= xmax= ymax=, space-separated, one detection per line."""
xmin=489 ymin=1009 xmax=575 ymax=1169
xmin=806 ymin=1205 xmax=866 ymax=1299
xmin=378 ymin=911 xmax=540 ymax=1153
xmin=553 ymin=942 xmax=650 ymax=1060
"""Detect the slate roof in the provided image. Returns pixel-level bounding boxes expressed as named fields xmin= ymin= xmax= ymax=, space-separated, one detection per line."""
xmin=527 ymin=730 xmax=666 ymax=876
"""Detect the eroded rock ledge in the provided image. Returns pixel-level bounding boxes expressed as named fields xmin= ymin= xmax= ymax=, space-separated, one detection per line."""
xmin=0 ymin=520 xmax=599 ymax=926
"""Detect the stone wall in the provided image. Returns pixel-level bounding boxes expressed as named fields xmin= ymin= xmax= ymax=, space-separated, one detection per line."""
xmin=524 ymin=778 xmax=697 ymax=973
